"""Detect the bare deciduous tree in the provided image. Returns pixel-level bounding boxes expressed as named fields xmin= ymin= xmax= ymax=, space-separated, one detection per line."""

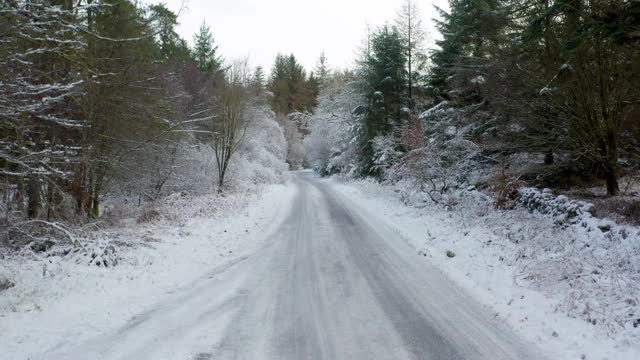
xmin=213 ymin=61 xmax=250 ymax=193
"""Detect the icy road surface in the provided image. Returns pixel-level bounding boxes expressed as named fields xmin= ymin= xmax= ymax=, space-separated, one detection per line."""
xmin=48 ymin=172 xmax=544 ymax=360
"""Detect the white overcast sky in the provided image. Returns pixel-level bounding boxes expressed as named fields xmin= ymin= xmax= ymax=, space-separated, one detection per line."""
xmin=158 ymin=0 xmax=449 ymax=72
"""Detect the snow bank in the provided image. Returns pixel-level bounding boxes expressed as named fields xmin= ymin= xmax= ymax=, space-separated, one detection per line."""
xmin=329 ymin=178 xmax=640 ymax=360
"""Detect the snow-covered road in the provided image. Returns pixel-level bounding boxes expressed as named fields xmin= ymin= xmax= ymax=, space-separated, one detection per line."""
xmin=47 ymin=172 xmax=544 ymax=360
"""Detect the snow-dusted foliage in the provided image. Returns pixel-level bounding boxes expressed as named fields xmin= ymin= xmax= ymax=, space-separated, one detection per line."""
xmin=110 ymin=102 xmax=288 ymax=198
xmin=363 ymin=100 xmax=482 ymax=204
xmin=332 ymin=179 xmax=639 ymax=358
xmin=371 ymin=135 xmax=402 ymax=175
xmin=279 ymin=111 xmax=310 ymax=170
xmin=505 ymin=189 xmax=640 ymax=335
xmin=228 ymin=104 xmax=288 ymax=187
xmin=305 ymin=73 xmax=364 ymax=176
xmin=387 ymin=135 xmax=480 ymax=204
xmin=0 ymin=0 xmax=287 ymax=256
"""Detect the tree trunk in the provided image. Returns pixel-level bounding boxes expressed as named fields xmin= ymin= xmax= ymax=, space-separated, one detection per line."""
xmin=90 ymin=174 xmax=101 ymax=219
xmin=544 ymin=150 xmax=554 ymax=165
xmin=27 ymin=176 xmax=40 ymax=218
xmin=46 ymin=183 xmax=55 ymax=220
xmin=218 ymin=178 xmax=224 ymax=194
xmin=604 ymin=129 xmax=619 ymax=196
xmin=90 ymin=191 xmax=100 ymax=219
xmin=16 ymin=175 xmax=25 ymax=214
xmin=71 ymin=162 xmax=86 ymax=214
xmin=218 ymin=168 xmax=225 ymax=194
xmin=407 ymin=2 xmax=412 ymax=101
xmin=218 ymin=158 xmax=228 ymax=193
xmin=605 ymin=166 xmax=619 ymax=196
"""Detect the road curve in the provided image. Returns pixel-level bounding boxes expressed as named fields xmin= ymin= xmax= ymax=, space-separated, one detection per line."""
xmin=48 ymin=172 xmax=544 ymax=360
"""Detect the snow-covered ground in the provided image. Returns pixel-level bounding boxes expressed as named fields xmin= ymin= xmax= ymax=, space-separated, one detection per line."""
xmin=329 ymin=178 xmax=640 ymax=360
xmin=2 ymin=172 xmax=637 ymax=360
xmin=0 ymin=182 xmax=297 ymax=360
xmin=4 ymin=171 xmax=546 ymax=360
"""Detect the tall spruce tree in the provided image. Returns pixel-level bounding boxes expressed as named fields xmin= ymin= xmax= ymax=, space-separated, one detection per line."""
xmin=359 ymin=25 xmax=407 ymax=176
xmin=268 ymin=54 xmax=316 ymax=113
xmin=428 ymin=0 xmax=639 ymax=196
xmin=429 ymin=0 xmax=504 ymax=98
xmin=252 ymin=65 xmax=266 ymax=94
xmin=522 ymin=0 xmax=639 ymax=194
xmin=314 ymin=51 xmax=330 ymax=87
xmin=150 ymin=4 xmax=191 ymax=63
xmin=193 ymin=21 xmax=224 ymax=74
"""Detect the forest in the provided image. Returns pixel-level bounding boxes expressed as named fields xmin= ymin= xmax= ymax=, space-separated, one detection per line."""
xmin=0 ymin=0 xmax=299 ymax=243
xmin=307 ymin=0 xmax=639 ymax=204
xmin=1 ymin=0 xmax=640 ymax=358
xmin=0 ymin=0 xmax=637 ymax=255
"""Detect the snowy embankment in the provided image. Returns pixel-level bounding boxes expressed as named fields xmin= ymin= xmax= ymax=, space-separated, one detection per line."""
xmin=0 ymin=182 xmax=297 ymax=359
xmin=329 ymin=178 xmax=639 ymax=360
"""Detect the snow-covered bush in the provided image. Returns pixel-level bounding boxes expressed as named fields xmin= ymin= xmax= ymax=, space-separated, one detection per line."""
xmin=497 ymin=201 xmax=640 ymax=334
xmin=110 ymin=103 xmax=287 ymax=199
xmin=229 ymin=104 xmax=288 ymax=187
xmin=277 ymin=112 xmax=310 ymax=170
xmin=429 ymin=183 xmax=640 ymax=334
xmin=0 ymin=267 xmax=15 ymax=292
xmin=492 ymin=169 xmax=525 ymax=210
xmin=371 ymin=135 xmax=402 ymax=175
xmin=305 ymin=73 xmax=364 ymax=176
xmin=387 ymin=134 xmax=480 ymax=204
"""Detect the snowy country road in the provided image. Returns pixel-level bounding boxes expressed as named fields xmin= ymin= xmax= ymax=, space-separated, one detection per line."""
xmin=48 ymin=172 xmax=543 ymax=360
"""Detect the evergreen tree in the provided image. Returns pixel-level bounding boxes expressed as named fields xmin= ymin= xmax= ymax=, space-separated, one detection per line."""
xmin=521 ymin=0 xmax=639 ymax=194
xmin=150 ymin=4 xmax=191 ymax=63
xmin=314 ymin=51 xmax=330 ymax=87
xmin=306 ymin=72 xmax=320 ymax=108
xmin=394 ymin=0 xmax=428 ymax=102
xmin=427 ymin=0 xmax=639 ymax=196
xmin=82 ymin=0 xmax=168 ymax=217
xmin=429 ymin=0 xmax=504 ymax=98
xmin=269 ymin=54 xmax=292 ymax=113
xmin=252 ymin=65 xmax=266 ymax=94
xmin=268 ymin=54 xmax=317 ymax=113
xmin=193 ymin=21 xmax=224 ymax=74
xmin=359 ymin=25 xmax=407 ymax=176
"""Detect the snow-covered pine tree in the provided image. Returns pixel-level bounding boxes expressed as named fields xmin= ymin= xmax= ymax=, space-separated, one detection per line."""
xmin=358 ymin=25 xmax=407 ymax=177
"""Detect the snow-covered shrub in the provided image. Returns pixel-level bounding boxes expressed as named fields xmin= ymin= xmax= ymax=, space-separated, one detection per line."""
xmin=508 ymin=211 xmax=640 ymax=334
xmin=492 ymin=169 xmax=525 ymax=210
xmin=305 ymin=122 xmax=335 ymax=175
xmin=164 ymin=145 xmax=218 ymax=195
xmin=371 ymin=135 xmax=402 ymax=175
xmin=387 ymin=134 xmax=480 ymax=204
xmin=229 ymin=104 xmax=288 ymax=187
xmin=137 ymin=209 xmax=161 ymax=224
xmin=305 ymin=73 xmax=365 ymax=176
xmin=278 ymin=112 xmax=310 ymax=170
xmin=114 ymin=103 xmax=288 ymax=198
xmin=449 ymin=186 xmax=640 ymax=334
xmin=0 ymin=268 xmax=15 ymax=292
